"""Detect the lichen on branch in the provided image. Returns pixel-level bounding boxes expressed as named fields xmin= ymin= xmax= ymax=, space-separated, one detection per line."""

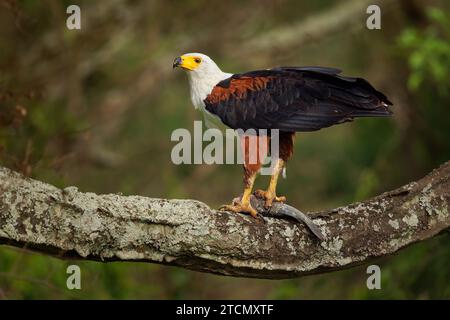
xmin=0 ymin=161 xmax=449 ymax=279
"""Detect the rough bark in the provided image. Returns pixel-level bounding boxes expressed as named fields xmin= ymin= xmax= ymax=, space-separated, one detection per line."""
xmin=0 ymin=162 xmax=449 ymax=279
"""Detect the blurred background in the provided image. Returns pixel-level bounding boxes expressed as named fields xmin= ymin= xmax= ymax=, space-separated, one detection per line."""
xmin=0 ymin=0 xmax=449 ymax=299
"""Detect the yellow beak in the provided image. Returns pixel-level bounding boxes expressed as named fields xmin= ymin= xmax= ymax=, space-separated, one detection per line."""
xmin=172 ymin=56 xmax=197 ymax=71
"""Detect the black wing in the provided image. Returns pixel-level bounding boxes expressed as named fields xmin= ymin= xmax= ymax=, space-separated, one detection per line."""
xmin=204 ymin=67 xmax=392 ymax=131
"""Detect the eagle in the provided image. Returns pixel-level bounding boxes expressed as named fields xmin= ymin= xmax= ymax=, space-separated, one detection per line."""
xmin=173 ymin=53 xmax=392 ymax=217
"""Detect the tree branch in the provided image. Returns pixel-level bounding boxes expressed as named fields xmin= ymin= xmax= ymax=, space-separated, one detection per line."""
xmin=241 ymin=0 xmax=395 ymax=56
xmin=0 ymin=162 xmax=449 ymax=279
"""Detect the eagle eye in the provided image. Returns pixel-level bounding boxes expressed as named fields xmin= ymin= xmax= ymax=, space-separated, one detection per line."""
xmin=194 ymin=58 xmax=201 ymax=63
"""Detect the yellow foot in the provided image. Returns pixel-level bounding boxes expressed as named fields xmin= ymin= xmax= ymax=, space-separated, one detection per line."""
xmin=254 ymin=189 xmax=286 ymax=208
xmin=219 ymin=199 xmax=258 ymax=218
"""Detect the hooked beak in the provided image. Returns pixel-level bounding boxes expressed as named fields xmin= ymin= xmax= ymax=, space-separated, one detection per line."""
xmin=173 ymin=56 xmax=182 ymax=69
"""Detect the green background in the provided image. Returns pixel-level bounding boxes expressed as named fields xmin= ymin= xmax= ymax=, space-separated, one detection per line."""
xmin=0 ymin=0 xmax=449 ymax=299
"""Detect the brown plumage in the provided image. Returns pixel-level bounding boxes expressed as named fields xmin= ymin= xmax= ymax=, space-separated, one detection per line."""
xmin=209 ymin=68 xmax=391 ymax=216
xmin=174 ymin=53 xmax=392 ymax=217
xmin=205 ymin=67 xmax=392 ymax=132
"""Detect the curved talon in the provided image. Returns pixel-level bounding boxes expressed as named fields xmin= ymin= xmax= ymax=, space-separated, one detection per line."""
xmin=219 ymin=201 xmax=258 ymax=218
xmin=254 ymin=189 xmax=286 ymax=208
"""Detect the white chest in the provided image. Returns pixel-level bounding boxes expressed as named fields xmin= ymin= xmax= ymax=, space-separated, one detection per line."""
xmin=188 ymin=71 xmax=232 ymax=109
xmin=189 ymin=82 xmax=209 ymax=110
xmin=186 ymin=71 xmax=233 ymax=129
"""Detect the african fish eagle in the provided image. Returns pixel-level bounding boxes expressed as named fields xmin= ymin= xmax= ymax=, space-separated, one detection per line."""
xmin=173 ymin=53 xmax=392 ymax=217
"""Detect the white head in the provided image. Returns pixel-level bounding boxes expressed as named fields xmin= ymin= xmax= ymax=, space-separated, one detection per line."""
xmin=173 ymin=53 xmax=232 ymax=109
xmin=173 ymin=53 xmax=221 ymax=75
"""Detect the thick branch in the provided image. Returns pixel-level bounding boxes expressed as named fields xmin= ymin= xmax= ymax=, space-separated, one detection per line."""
xmin=0 ymin=162 xmax=449 ymax=279
xmin=241 ymin=0 xmax=395 ymax=56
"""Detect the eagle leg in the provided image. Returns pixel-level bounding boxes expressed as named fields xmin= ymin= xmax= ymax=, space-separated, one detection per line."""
xmin=219 ymin=134 xmax=269 ymax=218
xmin=219 ymin=171 xmax=258 ymax=218
xmin=255 ymin=158 xmax=286 ymax=208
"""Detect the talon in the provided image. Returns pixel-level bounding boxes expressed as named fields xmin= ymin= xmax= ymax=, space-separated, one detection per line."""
xmin=218 ymin=201 xmax=258 ymax=218
xmin=219 ymin=197 xmax=241 ymax=211
xmin=274 ymin=195 xmax=286 ymax=202
xmin=254 ymin=189 xmax=286 ymax=208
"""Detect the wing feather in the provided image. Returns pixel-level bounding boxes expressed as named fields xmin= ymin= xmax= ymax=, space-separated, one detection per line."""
xmin=204 ymin=68 xmax=392 ymax=132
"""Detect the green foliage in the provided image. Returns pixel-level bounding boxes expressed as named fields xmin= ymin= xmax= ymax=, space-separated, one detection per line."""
xmin=399 ymin=8 xmax=450 ymax=93
xmin=0 ymin=0 xmax=449 ymax=300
